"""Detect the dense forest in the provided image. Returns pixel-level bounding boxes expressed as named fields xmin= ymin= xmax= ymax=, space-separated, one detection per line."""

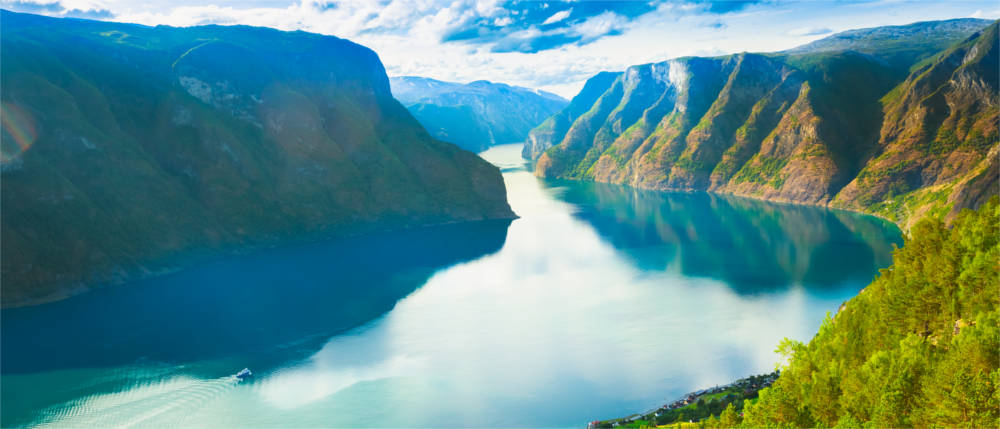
xmin=666 ymin=197 xmax=998 ymax=428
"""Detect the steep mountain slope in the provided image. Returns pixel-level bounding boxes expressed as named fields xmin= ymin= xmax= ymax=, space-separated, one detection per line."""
xmin=0 ymin=11 xmax=514 ymax=307
xmin=390 ymin=76 xmax=567 ymax=152
xmin=835 ymin=22 xmax=999 ymax=227
xmin=531 ymin=19 xmax=997 ymax=228
xmin=523 ymin=71 xmax=620 ymax=159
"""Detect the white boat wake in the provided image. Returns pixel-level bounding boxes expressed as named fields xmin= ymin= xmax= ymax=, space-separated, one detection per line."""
xmin=36 ymin=372 xmax=245 ymax=428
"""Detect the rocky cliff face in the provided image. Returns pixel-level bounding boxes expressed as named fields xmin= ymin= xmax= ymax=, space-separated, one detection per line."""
xmin=523 ymin=71 xmax=620 ymax=159
xmin=0 ymin=11 xmax=514 ymax=307
xmin=835 ymin=22 xmax=999 ymax=227
xmin=532 ymin=19 xmax=998 ymax=229
xmin=390 ymin=76 xmax=566 ymax=152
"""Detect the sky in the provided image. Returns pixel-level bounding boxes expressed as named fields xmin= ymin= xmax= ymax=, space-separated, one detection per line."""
xmin=2 ymin=0 xmax=998 ymax=98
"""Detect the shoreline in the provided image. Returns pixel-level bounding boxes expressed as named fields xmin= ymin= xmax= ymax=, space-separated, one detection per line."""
xmin=589 ymin=372 xmax=780 ymax=429
xmin=529 ymin=167 xmax=907 ymax=232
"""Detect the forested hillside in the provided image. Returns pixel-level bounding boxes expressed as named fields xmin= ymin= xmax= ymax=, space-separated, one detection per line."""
xmin=739 ymin=197 xmax=999 ymax=428
xmin=607 ymin=198 xmax=998 ymax=428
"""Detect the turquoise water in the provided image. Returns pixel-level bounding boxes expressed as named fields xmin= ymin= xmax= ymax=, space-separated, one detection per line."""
xmin=1 ymin=143 xmax=902 ymax=428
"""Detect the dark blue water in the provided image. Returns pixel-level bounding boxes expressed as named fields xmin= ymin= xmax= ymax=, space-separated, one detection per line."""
xmin=1 ymin=144 xmax=902 ymax=428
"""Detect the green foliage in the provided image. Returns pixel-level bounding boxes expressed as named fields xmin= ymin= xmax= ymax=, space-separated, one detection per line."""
xmin=718 ymin=403 xmax=740 ymax=427
xmin=741 ymin=197 xmax=1000 ymax=427
xmin=856 ymin=158 xmax=914 ymax=183
xmin=732 ymin=156 xmax=788 ymax=189
xmin=599 ymin=373 xmax=781 ymax=429
xmin=674 ymin=156 xmax=713 ymax=174
xmin=865 ymin=185 xmax=954 ymax=224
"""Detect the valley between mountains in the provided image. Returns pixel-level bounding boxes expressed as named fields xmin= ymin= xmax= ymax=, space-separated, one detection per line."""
xmin=1 ymin=6 xmax=998 ymax=428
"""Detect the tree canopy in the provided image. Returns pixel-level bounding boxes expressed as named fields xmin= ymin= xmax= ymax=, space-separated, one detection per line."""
xmin=738 ymin=197 xmax=999 ymax=428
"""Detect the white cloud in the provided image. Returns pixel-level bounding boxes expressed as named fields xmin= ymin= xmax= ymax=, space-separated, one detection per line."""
xmin=541 ymin=8 xmax=570 ymax=25
xmin=787 ymin=26 xmax=832 ymax=36
xmin=572 ymin=10 xmax=626 ymax=40
xmin=969 ymin=8 xmax=1000 ymax=19
xmin=10 ymin=0 xmax=998 ymax=99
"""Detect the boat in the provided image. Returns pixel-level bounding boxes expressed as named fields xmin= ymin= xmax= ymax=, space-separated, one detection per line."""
xmin=235 ymin=368 xmax=252 ymax=380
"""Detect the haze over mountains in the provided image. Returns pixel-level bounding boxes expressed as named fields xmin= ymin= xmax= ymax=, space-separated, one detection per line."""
xmin=390 ymin=76 xmax=567 ymax=152
xmin=529 ymin=18 xmax=998 ymax=229
xmin=0 ymin=10 xmax=513 ymax=307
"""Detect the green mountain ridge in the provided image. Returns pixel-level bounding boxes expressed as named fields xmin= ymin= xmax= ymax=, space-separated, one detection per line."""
xmin=785 ymin=18 xmax=993 ymax=72
xmin=0 ymin=11 xmax=514 ymax=307
xmin=530 ymin=19 xmax=998 ymax=229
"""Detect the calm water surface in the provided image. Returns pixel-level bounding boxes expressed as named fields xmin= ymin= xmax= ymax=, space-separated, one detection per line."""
xmin=1 ymin=143 xmax=902 ymax=427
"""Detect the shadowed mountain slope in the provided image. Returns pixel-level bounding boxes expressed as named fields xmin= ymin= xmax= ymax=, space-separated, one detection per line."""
xmin=0 ymin=11 xmax=514 ymax=307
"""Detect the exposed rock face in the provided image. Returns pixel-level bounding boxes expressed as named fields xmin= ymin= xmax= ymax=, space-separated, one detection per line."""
xmin=532 ymin=20 xmax=998 ymax=229
xmin=0 ymin=11 xmax=514 ymax=307
xmin=389 ymin=76 xmax=567 ymax=152
xmin=835 ymin=23 xmax=999 ymax=228
xmin=523 ymin=72 xmax=620 ymax=159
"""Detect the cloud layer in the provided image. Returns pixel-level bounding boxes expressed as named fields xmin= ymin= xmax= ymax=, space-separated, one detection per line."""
xmin=2 ymin=0 xmax=997 ymax=97
xmin=3 ymin=0 xmax=111 ymax=18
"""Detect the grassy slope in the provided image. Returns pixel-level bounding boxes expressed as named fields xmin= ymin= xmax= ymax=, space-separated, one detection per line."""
xmin=0 ymin=11 xmax=513 ymax=307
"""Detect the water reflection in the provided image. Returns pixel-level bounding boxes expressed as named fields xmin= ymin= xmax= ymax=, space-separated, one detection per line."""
xmin=2 ymin=220 xmax=511 ymax=376
xmin=2 ymin=144 xmax=902 ymax=428
xmin=175 ymin=144 xmax=900 ymax=427
xmin=549 ymin=181 xmax=902 ymax=293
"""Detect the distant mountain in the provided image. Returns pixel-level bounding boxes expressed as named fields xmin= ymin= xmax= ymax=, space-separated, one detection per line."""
xmin=0 ymin=11 xmax=514 ymax=307
xmin=786 ymin=18 xmax=992 ymax=70
xmin=390 ymin=76 xmax=567 ymax=152
xmin=530 ymin=19 xmax=997 ymax=229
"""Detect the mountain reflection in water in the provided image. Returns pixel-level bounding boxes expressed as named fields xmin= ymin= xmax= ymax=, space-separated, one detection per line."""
xmin=1 ymin=143 xmax=902 ymax=428
xmin=551 ymin=180 xmax=901 ymax=293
